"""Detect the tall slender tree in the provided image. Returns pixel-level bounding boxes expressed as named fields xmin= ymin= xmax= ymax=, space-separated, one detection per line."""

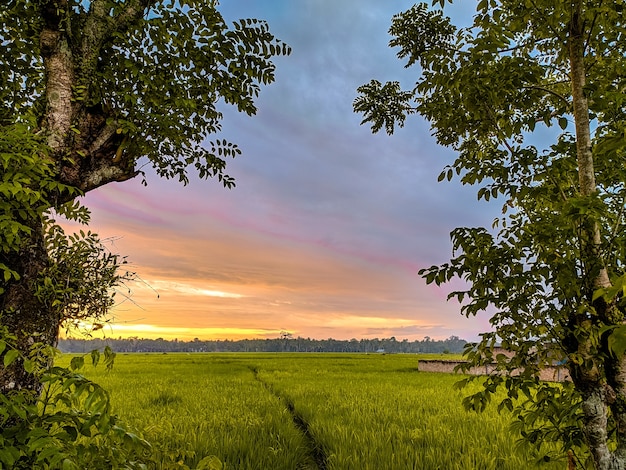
xmin=0 ymin=0 xmax=289 ymax=392
xmin=355 ymin=1 xmax=626 ymax=467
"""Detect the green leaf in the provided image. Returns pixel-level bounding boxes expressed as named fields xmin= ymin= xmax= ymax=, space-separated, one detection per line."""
xmin=23 ymin=359 xmax=34 ymax=373
xmin=197 ymin=455 xmax=224 ymax=470
xmin=608 ymin=326 xmax=626 ymax=358
xmin=3 ymin=349 xmax=19 ymax=367
xmin=69 ymin=356 xmax=84 ymax=371
xmin=90 ymin=349 xmax=100 ymax=367
xmin=62 ymin=458 xmax=78 ymax=470
xmin=355 ymin=1 xmax=626 ymax=462
xmin=0 ymin=446 xmax=20 ymax=467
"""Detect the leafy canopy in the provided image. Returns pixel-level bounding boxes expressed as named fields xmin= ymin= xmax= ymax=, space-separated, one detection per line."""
xmin=355 ymin=0 xmax=626 ymax=464
xmin=1 ymin=0 xmax=291 ymax=186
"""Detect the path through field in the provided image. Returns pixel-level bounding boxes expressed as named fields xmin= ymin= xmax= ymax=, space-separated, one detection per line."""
xmin=70 ymin=353 xmax=563 ymax=470
xmin=250 ymin=365 xmax=327 ymax=470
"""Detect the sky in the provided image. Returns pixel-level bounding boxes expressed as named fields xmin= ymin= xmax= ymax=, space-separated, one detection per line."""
xmin=70 ymin=0 xmax=500 ymax=342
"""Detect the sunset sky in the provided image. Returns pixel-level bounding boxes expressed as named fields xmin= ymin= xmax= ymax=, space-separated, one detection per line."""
xmin=70 ymin=0 xmax=500 ymax=342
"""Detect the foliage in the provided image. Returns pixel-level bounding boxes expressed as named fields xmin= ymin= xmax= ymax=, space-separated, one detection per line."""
xmin=0 ymin=120 xmax=80 ymax=292
xmin=0 ymin=0 xmax=291 ymax=286
xmin=0 ymin=1 xmax=290 ymax=312
xmin=39 ymin=219 xmax=136 ymax=333
xmin=355 ymin=0 xmax=626 ymax=467
xmin=1 ymin=0 xmax=291 ymax=383
xmin=1 ymin=0 xmax=291 ymax=188
xmin=0 ymin=325 xmax=155 ymax=469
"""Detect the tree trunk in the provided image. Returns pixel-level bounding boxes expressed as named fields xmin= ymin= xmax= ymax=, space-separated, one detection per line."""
xmin=0 ymin=218 xmax=56 ymax=393
xmin=568 ymin=2 xmax=626 ymax=468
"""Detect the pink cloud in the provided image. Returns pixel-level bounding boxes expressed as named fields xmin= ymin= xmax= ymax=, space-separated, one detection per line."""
xmin=63 ymin=183 xmax=486 ymax=342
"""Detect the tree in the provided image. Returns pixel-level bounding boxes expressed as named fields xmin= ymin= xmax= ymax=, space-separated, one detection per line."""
xmin=355 ymin=1 xmax=626 ymax=468
xmin=1 ymin=0 xmax=290 ymax=392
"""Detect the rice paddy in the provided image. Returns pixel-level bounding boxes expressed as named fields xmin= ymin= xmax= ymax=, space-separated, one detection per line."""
xmin=65 ymin=353 xmax=562 ymax=469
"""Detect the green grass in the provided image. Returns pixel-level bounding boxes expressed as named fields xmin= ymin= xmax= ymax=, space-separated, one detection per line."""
xmin=62 ymin=353 xmax=561 ymax=469
xmin=74 ymin=354 xmax=314 ymax=469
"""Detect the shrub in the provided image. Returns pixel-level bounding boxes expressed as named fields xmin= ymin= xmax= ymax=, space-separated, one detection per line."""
xmin=0 ymin=325 xmax=153 ymax=469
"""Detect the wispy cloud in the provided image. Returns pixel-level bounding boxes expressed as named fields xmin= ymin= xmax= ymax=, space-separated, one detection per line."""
xmin=144 ymin=280 xmax=245 ymax=299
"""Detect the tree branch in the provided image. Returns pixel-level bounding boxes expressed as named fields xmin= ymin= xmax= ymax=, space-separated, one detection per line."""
xmin=522 ymin=85 xmax=570 ymax=105
xmin=528 ymin=0 xmax=568 ymax=45
xmin=113 ymin=0 xmax=156 ymax=34
xmin=58 ymin=153 xmax=138 ymax=203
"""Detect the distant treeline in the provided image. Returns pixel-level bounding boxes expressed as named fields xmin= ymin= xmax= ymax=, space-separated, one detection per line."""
xmin=58 ymin=335 xmax=468 ymax=354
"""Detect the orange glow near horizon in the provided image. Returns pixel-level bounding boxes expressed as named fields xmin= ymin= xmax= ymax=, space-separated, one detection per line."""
xmin=62 ymin=323 xmax=284 ymax=341
xmin=57 ymin=199 xmax=488 ymax=343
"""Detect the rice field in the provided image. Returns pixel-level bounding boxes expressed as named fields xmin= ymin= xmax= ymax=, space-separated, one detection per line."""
xmin=65 ymin=353 xmax=562 ymax=469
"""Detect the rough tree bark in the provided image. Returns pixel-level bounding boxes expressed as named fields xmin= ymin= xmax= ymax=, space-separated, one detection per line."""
xmin=0 ymin=221 xmax=52 ymax=392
